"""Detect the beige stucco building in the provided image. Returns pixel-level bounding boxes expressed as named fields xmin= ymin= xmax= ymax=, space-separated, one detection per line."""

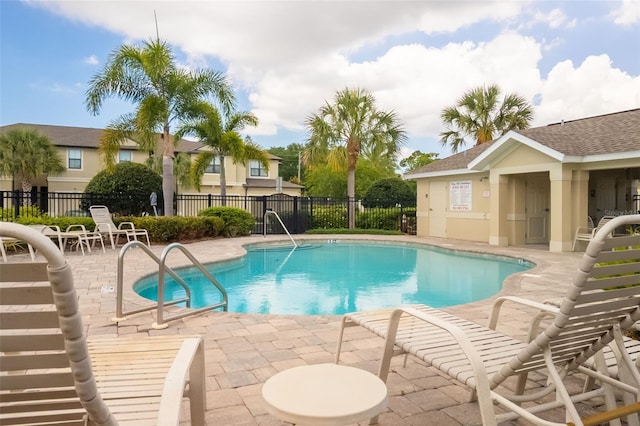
xmin=404 ymin=108 xmax=640 ymax=252
xmin=0 ymin=123 xmax=303 ymax=197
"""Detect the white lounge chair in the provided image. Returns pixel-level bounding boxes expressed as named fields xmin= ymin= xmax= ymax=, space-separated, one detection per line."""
xmin=336 ymin=214 xmax=640 ymax=426
xmin=572 ymin=216 xmax=594 ymax=251
xmin=0 ymin=222 xmax=205 ymax=425
xmin=573 ymin=215 xmax=616 ymax=251
xmin=89 ymin=204 xmax=150 ymax=249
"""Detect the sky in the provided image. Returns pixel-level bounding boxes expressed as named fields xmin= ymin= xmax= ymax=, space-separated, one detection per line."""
xmin=1 ymin=0 xmax=639 ymax=162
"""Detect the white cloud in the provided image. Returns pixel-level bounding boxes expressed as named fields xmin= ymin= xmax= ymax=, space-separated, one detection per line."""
xmin=247 ymin=32 xmax=543 ymax=142
xmin=535 ymin=54 xmax=640 ymax=125
xmin=29 ymin=81 xmax=79 ymax=95
xmin=84 ymin=55 xmax=98 ymax=65
xmin=536 ymin=8 xmax=568 ymax=29
xmin=27 ymin=0 xmax=640 ymax=156
xmin=610 ymin=0 xmax=640 ymax=26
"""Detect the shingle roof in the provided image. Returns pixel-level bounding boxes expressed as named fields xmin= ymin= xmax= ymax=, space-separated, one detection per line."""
xmin=408 ymin=141 xmax=495 ymax=174
xmin=0 ymin=123 xmax=283 ymax=161
xmin=517 ymin=108 xmax=640 ymax=156
xmin=405 ymin=108 xmax=640 ymax=176
xmin=0 ymin=123 xmax=203 ymax=153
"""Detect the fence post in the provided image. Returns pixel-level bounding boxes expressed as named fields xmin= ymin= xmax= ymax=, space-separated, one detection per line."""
xmin=292 ymin=196 xmax=299 ymax=234
xmin=260 ymin=196 xmax=267 ymax=235
xmin=12 ymin=190 xmax=21 ymax=219
xmin=39 ymin=190 xmax=49 ymax=215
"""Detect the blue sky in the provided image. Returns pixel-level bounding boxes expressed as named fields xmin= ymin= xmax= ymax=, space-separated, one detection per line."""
xmin=1 ymin=0 xmax=639 ymax=160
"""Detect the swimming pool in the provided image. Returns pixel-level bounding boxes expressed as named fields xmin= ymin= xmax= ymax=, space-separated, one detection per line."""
xmin=135 ymin=241 xmax=533 ymax=315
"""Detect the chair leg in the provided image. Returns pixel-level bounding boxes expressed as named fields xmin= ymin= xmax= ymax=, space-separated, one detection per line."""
xmin=97 ymin=235 xmax=105 ymax=253
xmin=335 ymin=316 xmax=350 ymax=364
xmin=78 ymin=236 xmax=86 ymax=255
xmin=189 ymin=339 xmax=206 ymax=425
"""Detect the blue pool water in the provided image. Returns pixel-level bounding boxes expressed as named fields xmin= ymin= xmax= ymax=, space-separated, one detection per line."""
xmin=135 ymin=241 xmax=533 ymax=315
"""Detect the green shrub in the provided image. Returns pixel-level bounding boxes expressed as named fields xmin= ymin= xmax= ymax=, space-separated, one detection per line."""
xmin=305 ymin=228 xmax=403 ymax=235
xmin=114 ymin=216 xmax=225 ymax=243
xmin=361 ymin=177 xmax=416 ymax=208
xmin=356 ymin=207 xmax=416 ymax=231
xmin=309 ymin=206 xmax=347 ymax=229
xmin=198 ymin=207 xmax=254 ymax=237
xmin=81 ymin=162 xmax=162 ymax=216
xmin=357 ymin=208 xmax=399 ymax=230
xmin=0 ymin=205 xmax=47 ymax=221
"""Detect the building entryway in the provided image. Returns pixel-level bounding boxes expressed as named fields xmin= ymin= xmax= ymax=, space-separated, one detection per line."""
xmin=525 ymin=173 xmax=550 ymax=244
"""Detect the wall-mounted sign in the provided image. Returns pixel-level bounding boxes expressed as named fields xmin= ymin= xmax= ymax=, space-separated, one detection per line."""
xmin=450 ymin=180 xmax=472 ymax=211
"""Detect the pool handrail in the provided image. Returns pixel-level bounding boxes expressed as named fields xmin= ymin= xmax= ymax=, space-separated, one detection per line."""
xmin=113 ymin=240 xmax=228 ymax=329
xmin=264 ymin=209 xmax=298 ymax=248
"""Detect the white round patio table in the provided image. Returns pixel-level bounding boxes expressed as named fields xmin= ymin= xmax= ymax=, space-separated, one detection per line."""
xmin=262 ymin=363 xmax=388 ymax=425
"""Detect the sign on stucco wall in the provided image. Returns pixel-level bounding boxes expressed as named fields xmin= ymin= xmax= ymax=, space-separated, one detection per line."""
xmin=450 ymin=180 xmax=472 ymax=211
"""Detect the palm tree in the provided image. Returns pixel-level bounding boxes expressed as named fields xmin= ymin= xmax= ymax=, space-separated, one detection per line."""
xmin=0 ymin=128 xmax=65 ymax=204
xmin=440 ymin=84 xmax=534 ymax=153
xmin=85 ymin=38 xmax=235 ymax=216
xmin=175 ymin=102 xmax=269 ymax=201
xmin=304 ymin=87 xmax=407 ymax=228
xmin=145 ymin=152 xmax=193 ymax=190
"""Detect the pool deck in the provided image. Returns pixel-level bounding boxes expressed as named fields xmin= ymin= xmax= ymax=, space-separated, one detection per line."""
xmin=12 ymin=233 xmax=608 ymax=425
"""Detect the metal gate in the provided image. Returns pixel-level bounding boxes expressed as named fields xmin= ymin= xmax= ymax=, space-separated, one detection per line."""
xmin=250 ymin=194 xmax=311 ymax=235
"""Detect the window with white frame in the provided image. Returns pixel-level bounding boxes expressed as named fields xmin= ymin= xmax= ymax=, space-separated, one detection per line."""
xmin=249 ymin=160 xmax=267 ymax=177
xmin=68 ymin=149 xmax=81 ymax=169
xmin=205 ymin=156 xmax=221 ymax=173
xmin=118 ymin=150 xmax=132 ymax=163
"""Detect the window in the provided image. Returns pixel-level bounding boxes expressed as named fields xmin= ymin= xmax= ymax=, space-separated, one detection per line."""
xmin=118 ymin=151 xmax=132 ymax=163
xmin=250 ymin=160 xmax=267 ymax=177
xmin=68 ymin=149 xmax=81 ymax=169
xmin=205 ymin=157 xmax=221 ymax=173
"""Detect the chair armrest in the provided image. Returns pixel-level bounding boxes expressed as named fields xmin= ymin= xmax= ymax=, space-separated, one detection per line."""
xmin=487 ymin=296 xmax=558 ymax=330
xmin=117 ymin=222 xmax=136 ymax=230
xmin=65 ymin=224 xmax=87 ymax=233
xmin=157 ymin=337 xmax=206 ymax=425
xmin=574 ymin=226 xmax=593 ymax=235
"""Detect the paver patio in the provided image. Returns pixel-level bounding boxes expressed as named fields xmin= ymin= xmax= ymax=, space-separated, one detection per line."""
xmin=9 ymin=233 xmax=612 ymax=425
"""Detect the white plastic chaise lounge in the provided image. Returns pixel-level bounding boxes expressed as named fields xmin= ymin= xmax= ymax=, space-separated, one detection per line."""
xmin=0 ymin=222 xmax=205 ymax=425
xmin=89 ymin=204 xmax=150 ymax=249
xmin=572 ymin=216 xmax=595 ymax=251
xmin=572 ymin=215 xmax=616 ymax=251
xmin=335 ymin=214 xmax=640 ymax=426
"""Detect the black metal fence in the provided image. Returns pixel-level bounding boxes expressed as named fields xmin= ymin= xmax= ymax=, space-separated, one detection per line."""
xmin=0 ymin=190 xmax=417 ymax=235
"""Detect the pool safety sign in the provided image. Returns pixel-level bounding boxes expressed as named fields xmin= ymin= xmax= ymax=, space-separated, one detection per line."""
xmin=450 ymin=180 xmax=472 ymax=211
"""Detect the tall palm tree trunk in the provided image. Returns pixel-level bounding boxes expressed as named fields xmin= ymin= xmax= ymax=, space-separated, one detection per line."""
xmin=347 ymin=167 xmax=356 ymax=229
xmin=161 ymin=128 xmax=175 ymax=217
xmin=346 ymin=139 xmax=359 ymax=229
xmin=219 ymin=155 xmax=227 ymax=206
xmin=20 ymin=178 xmax=33 ymax=207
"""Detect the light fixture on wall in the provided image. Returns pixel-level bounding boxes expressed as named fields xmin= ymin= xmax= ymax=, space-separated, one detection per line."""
xmin=479 ymin=177 xmax=488 ymax=182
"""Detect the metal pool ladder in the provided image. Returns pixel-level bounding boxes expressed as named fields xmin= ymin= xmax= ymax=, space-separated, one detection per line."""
xmin=112 ymin=240 xmax=228 ymax=329
xmin=264 ymin=209 xmax=298 ymax=248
